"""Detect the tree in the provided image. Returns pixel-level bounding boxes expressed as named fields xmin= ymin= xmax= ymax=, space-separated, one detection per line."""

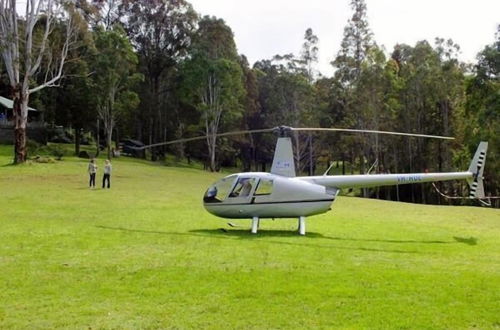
xmin=254 ymin=55 xmax=315 ymax=172
xmin=92 ymin=26 xmax=141 ymax=160
xmin=464 ymin=25 xmax=500 ymax=201
xmin=49 ymin=9 xmax=97 ymax=155
xmin=331 ymin=0 xmax=375 ymax=190
xmin=332 ymin=0 xmax=373 ymax=85
xmin=120 ymin=0 xmax=197 ymax=148
xmin=0 ymin=0 xmax=75 ymax=163
xmin=385 ymin=40 xmax=467 ymax=203
xmin=238 ymin=55 xmax=261 ymax=171
xmin=91 ymin=0 xmax=121 ymax=30
xmin=300 ymin=28 xmax=319 ymax=83
xmin=180 ymin=16 xmax=245 ymax=171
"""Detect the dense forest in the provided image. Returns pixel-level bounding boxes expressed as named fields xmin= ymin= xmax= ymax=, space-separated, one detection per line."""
xmin=0 ymin=0 xmax=498 ymax=206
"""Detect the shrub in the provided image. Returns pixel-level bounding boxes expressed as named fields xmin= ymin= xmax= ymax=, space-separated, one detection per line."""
xmin=47 ymin=145 xmax=66 ymax=160
xmin=78 ymin=150 xmax=90 ymax=159
xmin=26 ymin=139 xmax=41 ymax=157
xmin=33 ymin=156 xmax=55 ymax=163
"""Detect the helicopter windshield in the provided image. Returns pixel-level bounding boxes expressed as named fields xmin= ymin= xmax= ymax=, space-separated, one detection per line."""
xmin=203 ymin=175 xmax=237 ymax=203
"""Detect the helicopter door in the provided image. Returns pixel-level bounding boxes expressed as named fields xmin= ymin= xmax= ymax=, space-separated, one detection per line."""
xmin=252 ymin=178 xmax=274 ymax=203
xmin=227 ymin=177 xmax=257 ymax=203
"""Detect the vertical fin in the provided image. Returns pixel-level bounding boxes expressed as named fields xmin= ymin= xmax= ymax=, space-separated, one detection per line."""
xmin=467 ymin=142 xmax=488 ymax=198
xmin=270 ymin=137 xmax=296 ymax=177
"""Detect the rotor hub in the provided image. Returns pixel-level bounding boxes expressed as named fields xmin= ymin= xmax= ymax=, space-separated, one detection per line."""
xmin=273 ymin=126 xmax=293 ymax=137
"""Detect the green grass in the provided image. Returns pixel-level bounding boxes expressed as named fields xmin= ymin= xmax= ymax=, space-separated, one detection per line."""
xmin=0 ymin=144 xmax=499 ymax=329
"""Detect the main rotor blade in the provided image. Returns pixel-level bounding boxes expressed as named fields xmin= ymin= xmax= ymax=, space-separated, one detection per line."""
xmin=136 ymin=128 xmax=275 ymax=150
xmin=292 ymin=127 xmax=455 ymax=140
xmin=134 ymin=126 xmax=453 ymax=150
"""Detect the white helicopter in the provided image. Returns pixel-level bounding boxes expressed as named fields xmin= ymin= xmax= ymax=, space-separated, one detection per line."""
xmin=137 ymin=126 xmax=488 ymax=235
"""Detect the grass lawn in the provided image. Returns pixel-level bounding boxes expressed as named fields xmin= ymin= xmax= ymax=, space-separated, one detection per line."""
xmin=0 ymin=145 xmax=499 ymax=328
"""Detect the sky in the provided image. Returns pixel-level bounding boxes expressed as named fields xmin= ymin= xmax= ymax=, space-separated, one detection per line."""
xmin=188 ymin=0 xmax=500 ymax=76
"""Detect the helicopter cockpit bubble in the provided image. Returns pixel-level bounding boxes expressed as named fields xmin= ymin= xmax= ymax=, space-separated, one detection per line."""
xmin=203 ymin=174 xmax=238 ymax=203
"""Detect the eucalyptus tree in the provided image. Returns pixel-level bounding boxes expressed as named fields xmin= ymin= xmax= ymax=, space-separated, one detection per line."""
xmin=180 ymin=16 xmax=245 ymax=171
xmin=332 ymin=0 xmax=373 ymax=85
xmin=300 ymin=28 xmax=319 ymax=83
xmin=464 ymin=25 xmax=500 ymax=200
xmin=331 ymin=0 xmax=376 ymax=186
xmin=388 ymin=40 xmax=467 ymax=203
xmin=42 ymin=9 xmax=97 ymax=155
xmin=254 ymin=55 xmax=315 ymax=172
xmin=91 ymin=0 xmax=121 ymax=30
xmin=92 ymin=26 xmax=142 ymax=160
xmin=0 ymin=0 xmax=76 ymax=163
xmin=238 ymin=55 xmax=261 ymax=171
xmin=120 ymin=0 xmax=197 ymax=147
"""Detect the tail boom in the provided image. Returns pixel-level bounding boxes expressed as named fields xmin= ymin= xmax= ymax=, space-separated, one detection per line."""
xmin=301 ymin=172 xmax=473 ymax=189
xmin=300 ymin=142 xmax=487 ymax=199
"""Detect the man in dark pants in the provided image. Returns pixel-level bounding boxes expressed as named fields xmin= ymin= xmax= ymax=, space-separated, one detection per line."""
xmin=88 ymin=159 xmax=97 ymax=189
xmin=102 ymin=159 xmax=112 ymax=188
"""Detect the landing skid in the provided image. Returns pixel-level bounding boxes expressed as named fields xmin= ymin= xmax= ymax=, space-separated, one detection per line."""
xmin=250 ymin=216 xmax=306 ymax=236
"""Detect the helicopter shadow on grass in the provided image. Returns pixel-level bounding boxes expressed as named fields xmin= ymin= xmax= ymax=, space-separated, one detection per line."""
xmin=96 ymin=225 xmax=428 ymax=254
xmin=190 ymin=229 xmax=478 ymax=247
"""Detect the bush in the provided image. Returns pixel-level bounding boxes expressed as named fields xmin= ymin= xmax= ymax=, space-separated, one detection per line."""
xmin=32 ymin=155 xmax=55 ymax=163
xmin=26 ymin=139 xmax=41 ymax=157
xmin=47 ymin=144 xmax=65 ymax=160
xmin=78 ymin=150 xmax=90 ymax=159
xmin=47 ymin=126 xmax=72 ymax=144
xmin=80 ymin=136 xmax=90 ymax=145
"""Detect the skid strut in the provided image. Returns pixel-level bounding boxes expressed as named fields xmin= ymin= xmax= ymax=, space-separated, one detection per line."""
xmin=298 ymin=216 xmax=306 ymax=235
xmin=251 ymin=216 xmax=260 ymax=234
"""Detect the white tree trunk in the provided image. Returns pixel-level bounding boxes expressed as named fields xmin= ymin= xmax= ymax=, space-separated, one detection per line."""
xmin=0 ymin=0 xmax=74 ymax=163
xmin=202 ymin=73 xmax=223 ymax=172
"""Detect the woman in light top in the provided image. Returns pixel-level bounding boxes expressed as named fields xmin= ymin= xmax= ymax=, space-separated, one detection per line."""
xmin=88 ymin=159 xmax=97 ymax=188
xmin=102 ymin=159 xmax=112 ymax=189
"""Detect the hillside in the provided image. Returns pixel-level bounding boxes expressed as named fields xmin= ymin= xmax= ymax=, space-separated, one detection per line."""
xmin=0 ymin=145 xmax=499 ymax=328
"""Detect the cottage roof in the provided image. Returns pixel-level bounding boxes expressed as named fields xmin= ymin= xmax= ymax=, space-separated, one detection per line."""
xmin=0 ymin=96 xmax=38 ymax=112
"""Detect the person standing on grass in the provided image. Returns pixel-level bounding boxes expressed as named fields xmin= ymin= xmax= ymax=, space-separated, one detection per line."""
xmin=88 ymin=158 xmax=97 ymax=189
xmin=102 ymin=159 xmax=112 ymax=189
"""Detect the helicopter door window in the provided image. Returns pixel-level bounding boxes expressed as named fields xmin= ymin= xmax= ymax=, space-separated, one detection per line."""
xmin=254 ymin=179 xmax=274 ymax=196
xmin=229 ymin=178 xmax=256 ymax=198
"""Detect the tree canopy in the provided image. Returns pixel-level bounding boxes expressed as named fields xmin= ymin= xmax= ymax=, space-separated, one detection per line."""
xmin=0 ymin=0 xmax=498 ymax=206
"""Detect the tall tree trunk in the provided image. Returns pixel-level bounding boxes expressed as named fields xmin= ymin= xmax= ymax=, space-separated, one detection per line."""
xmin=342 ymin=153 xmax=345 ymax=175
xmin=360 ymin=153 xmax=367 ymax=197
xmin=12 ymin=87 xmax=28 ymax=164
xmin=210 ymin=146 xmax=216 ymax=172
xmin=115 ymin=127 xmax=120 ymax=153
xmin=106 ymin=126 xmax=113 ymax=160
xmin=294 ymin=132 xmax=301 ymax=174
xmin=248 ymin=133 xmax=256 ymax=171
xmin=95 ymin=119 xmax=100 ymax=158
xmin=207 ymin=130 xmax=217 ymax=172
xmin=75 ymin=126 xmax=81 ymax=155
xmin=308 ymin=133 xmax=313 ymax=176
xmin=153 ymin=76 xmax=163 ymax=156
